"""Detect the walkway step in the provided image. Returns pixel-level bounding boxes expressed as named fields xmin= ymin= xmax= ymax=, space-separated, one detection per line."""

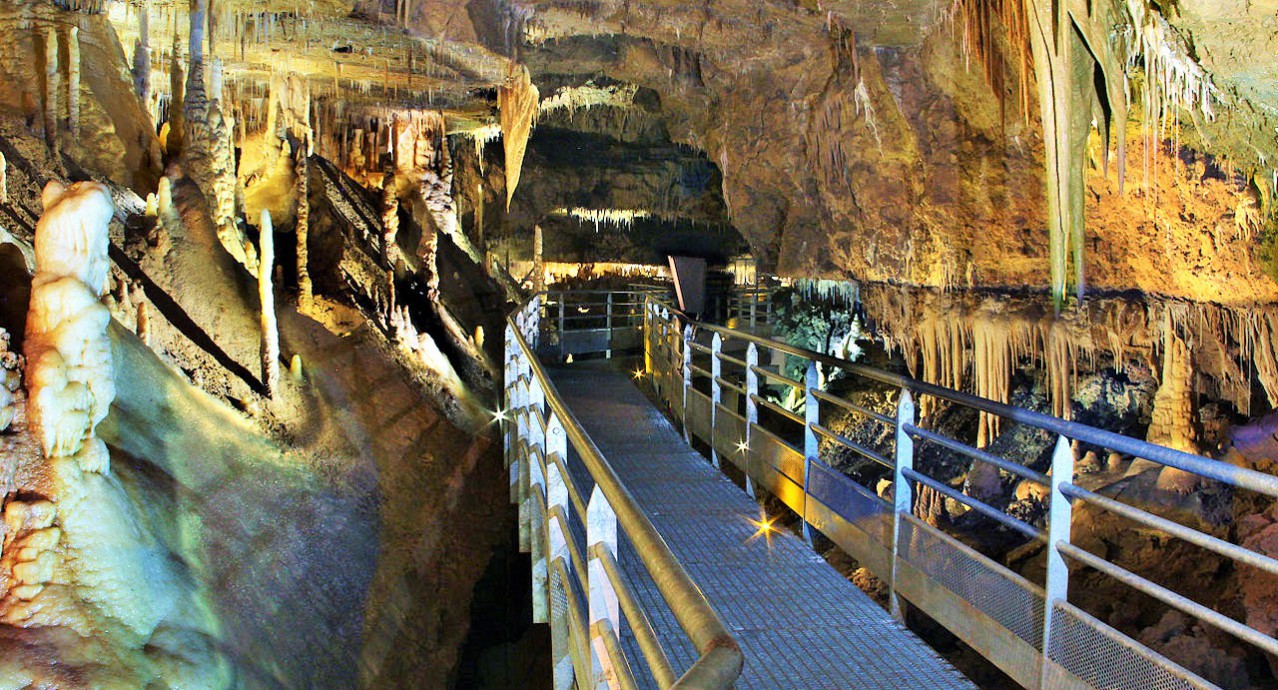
xmin=549 ymin=361 xmax=977 ymax=690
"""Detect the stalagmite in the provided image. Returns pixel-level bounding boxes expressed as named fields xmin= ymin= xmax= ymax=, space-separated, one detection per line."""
xmin=0 ymin=329 xmax=21 ymax=433
xmin=296 ymin=136 xmax=312 ymax=312
xmin=67 ymin=27 xmax=80 ymax=136
xmin=532 ymin=223 xmax=545 ymax=293
xmin=43 ymin=28 xmax=59 ymax=153
xmin=1147 ymin=319 xmax=1201 ymax=493
xmin=497 ymin=62 xmax=539 ymax=209
xmin=24 ymin=181 xmax=116 ymax=474
xmin=0 ymin=152 xmax=7 ymax=204
xmin=382 ymin=170 xmax=400 ymax=265
xmin=258 ymin=210 xmax=279 ymax=398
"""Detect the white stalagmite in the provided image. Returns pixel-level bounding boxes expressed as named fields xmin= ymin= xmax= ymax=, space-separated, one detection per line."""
xmin=23 ymin=181 xmax=116 ymax=474
xmin=0 ymin=151 xmax=7 ymax=204
xmin=43 ymin=28 xmax=59 ymax=152
xmin=67 ymin=27 xmax=80 ymax=136
xmin=258 ymin=209 xmax=279 ymax=397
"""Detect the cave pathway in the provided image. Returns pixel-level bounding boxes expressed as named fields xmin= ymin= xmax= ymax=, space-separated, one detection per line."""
xmin=549 ymin=361 xmax=977 ymax=689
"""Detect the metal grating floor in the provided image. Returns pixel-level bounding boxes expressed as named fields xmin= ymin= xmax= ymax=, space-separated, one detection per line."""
xmin=549 ymin=361 xmax=977 ymax=690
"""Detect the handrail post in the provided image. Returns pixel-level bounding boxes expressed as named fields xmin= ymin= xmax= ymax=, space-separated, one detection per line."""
xmin=504 ymin=324 xmax=516 ymax=465
xmin=744 ymin=342 xmax=759 ymax=498
xmin=682 ymin=324 xmax=693 ymax=443
xmin=1040 ymin=435 xmax=1076 ymax=687
xmin=588 ymin=486 xmax=620 ymax=690
xmin=605 ymin=292 xmax=613 ymax=359
xmin=643 ymin=298 xmax=653 ymax=375
xmin=710 ymin=332 xmax=723 ymax=469
xmin=558 ymin=294 xmax=567 ymax=360
xmin=802 ymin=360 xmax=819 ymax=545
xmin=546 ymin=413 xmax=573 ymax=689
xmin=749 ymin=291 xmax=758 ymax=329
xmin=530 ymin=294 xmax=542 ymax=350
xmin=889 ymin=389 xmax=915 ymax=623
xmin=660 ymin=307 xmax=672 ymax=405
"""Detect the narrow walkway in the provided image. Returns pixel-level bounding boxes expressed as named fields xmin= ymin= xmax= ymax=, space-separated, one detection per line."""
xmin=550 ymin=361 xmax=977 ymax=689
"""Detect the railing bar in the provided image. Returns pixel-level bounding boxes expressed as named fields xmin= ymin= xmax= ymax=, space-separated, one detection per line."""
xmin=749 ymin=394 xmax=806 ymax=427
xmin=716 ymin=352 xmax=747 ymax=368
xmin=551 ymin=557 xmax=592 ymax=680
xmin=1061 ymin=484 xmax=1278 ymax=577
xmin=594 ymin=545 xmax=678 ymax=688
xmin=809 ymin=422 xmax=892 ymax=469
xmin=747 ymin=364 xmax=803 ymax=389
xmin=655 ymin=302 xmax=1278 ymax=499
xmin=714 ymin=376 xmax=746 ymax=396
xmin=688 ymin=364 xmax=713 ymax=380
xmin=905 ymin=424 xmax=1050 ymax=486
xmin=810 ymin=389 xmax=895 ymax=426
xmin=547 ymin=504 xmax=590 ymax=587
xmin=545 ymin=450 xmax=590 ymax=521
xmin=689 ymin=341 xmax=714 ymax=354
xmin=1056 ymin=542 xmax=1278 ymax=657
xmin=597 ymin=619 xmax=641 ymax=690
xmin=506 ymin=320 xmax=742 ymax=681
xmin=900 ymin=468 xmax=1046 ymax=542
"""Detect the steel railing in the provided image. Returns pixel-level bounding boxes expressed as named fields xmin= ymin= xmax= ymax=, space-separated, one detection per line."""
xmin=640 ymin=295 xmax=1278 ymax=690
xmin=503 ymin=294 xmax=743 ymax=690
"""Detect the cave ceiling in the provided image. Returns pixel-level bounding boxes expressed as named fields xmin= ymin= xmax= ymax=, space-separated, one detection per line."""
xmin=95 ymin=0 xmax=1278 ymax=302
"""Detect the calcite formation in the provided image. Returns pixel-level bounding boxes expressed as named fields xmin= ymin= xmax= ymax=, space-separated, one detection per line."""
xmin=0 ymin=329 xmax=20 ymax=433
xmin=24 ymin=180 xmax=115 ymax=474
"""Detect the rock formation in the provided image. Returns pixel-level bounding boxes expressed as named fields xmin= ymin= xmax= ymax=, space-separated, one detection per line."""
xmin=23 ymin=180 xmax=115 ymax=474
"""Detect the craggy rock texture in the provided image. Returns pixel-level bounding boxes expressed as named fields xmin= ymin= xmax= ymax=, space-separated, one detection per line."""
xmin=0 ymin=3 xmax=161 ymax=191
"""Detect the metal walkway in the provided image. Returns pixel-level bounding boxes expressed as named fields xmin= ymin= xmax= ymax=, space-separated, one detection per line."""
xmin=549 ymin=360 xmax=976 ymax=690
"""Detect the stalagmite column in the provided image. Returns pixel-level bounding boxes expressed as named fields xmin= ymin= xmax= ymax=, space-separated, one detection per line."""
xmin=67 ymin=27 xmax=80 ymax=136
xmin=24 ymin=181 xmax=116 ymax=474
xmin=1147 ymin=319 xmax=1201 ymax=493
xmin=296 ymin=135 xmax=312 ymax=312
xmin=532 ymin=223 xmax=545 ymax=293
xmin=258 ymin=210 xmax=279 ymax=398
xmin=43 ymin=28 xmax=59 ymax=153
xmin=0 ymin=152 xmax=7 ymax=204
xmin=382 ymin=171 xmax=400 ymax=265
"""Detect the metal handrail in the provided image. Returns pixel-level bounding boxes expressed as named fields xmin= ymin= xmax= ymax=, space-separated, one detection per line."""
xmin=640 ymin=291 xmax=1278 ymax=690
xmin=663 ymin=301 xmax=1278 ymax=498
xmin=506 ymin=309 xmax=743 ymax=688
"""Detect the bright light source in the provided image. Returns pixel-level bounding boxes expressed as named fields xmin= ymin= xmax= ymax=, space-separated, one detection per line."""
xmin=746 ymin=509 xmax=779 ymax=549
xmin=491 ymin=408 xmax=509 ymax=423
xmin=735 ymin=440 xmax=749 ymax=454
xmin=632 ymin=369 xmax=645 ymax=381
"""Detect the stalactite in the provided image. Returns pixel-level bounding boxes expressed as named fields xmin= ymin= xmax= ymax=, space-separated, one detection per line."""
xmin=67 ymin=27 xmax=80 ymax=136
xmin=258 ymin=209 xmax=278 ymax=398
xmin=43 ymin=28 xmax=59 ymax=154
xmin=168 ymin=36 xmax=185 ymax=156
xmin=497 ymin=61 xmax=539 ymax=210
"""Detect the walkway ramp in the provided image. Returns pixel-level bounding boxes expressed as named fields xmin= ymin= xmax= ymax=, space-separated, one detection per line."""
xmin=549 ymin=360 xmax=976 ymax=690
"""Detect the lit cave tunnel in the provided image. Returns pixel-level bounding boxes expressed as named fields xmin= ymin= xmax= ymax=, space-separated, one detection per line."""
xmin=1 ymin=1 xmax=1278 ymax=689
